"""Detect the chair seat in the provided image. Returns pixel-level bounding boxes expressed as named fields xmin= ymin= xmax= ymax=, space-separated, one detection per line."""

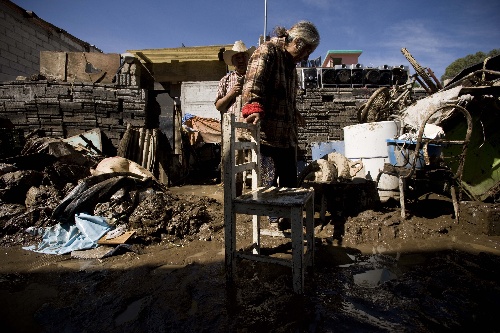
xmin=234 ymin=186 xmax=314 ymax=207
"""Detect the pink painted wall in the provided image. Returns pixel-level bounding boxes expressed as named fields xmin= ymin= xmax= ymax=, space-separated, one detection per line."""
xmin=322 ymin=52 xmax=362 ymax=67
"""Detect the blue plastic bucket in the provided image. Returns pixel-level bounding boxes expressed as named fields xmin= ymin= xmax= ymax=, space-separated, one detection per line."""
xmin=386 ymin=139 xmax=442 ymax=169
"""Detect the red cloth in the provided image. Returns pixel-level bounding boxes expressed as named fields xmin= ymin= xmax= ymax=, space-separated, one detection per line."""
xmin=242 ymin=102 xmax=264 ymax=118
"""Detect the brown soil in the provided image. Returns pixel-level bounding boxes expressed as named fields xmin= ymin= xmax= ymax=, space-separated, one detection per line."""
xmin=1 ymin=184 xmax=500 ymax=333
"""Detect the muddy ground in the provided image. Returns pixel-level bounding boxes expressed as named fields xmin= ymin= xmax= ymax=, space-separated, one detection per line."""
xmin=1 ymin=181 xmax=500 ymax=333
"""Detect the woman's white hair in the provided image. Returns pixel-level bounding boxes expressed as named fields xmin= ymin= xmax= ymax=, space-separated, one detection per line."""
xmin=287 ymin=21 xmax=320 ymax=48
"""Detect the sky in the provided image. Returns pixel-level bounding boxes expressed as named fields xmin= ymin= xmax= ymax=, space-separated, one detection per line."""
xmin=10 ymin=0 xmax=500 ymax=80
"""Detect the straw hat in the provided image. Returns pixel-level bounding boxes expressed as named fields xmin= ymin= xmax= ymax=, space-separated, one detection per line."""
xmin=223 ymin=41 xmax=256 ymax=66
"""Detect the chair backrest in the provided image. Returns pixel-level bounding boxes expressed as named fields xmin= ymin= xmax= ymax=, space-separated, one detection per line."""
xmin=222 ymin=113 xmax=261 ymax=200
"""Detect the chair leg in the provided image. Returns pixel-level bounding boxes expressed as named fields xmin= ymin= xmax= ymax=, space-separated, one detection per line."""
xmin=320 ymin=193 xmax=327 ymax=223
xmin=252 ymin=215 xmax=261 ymax=254
xmin=225 ymin=210 xmax=237 ymax=283
xmin=290 ymin=207 xmax=304 ymax=294
xmin=305 ymin=196 xmax=315 ymax=268
xmin=450 ymin=184 xmax=460 ymax=222
xmin=399 ymin=176 xmax=406 ymax=219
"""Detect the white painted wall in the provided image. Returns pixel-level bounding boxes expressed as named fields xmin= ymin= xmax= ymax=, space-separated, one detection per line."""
xmin=180 ymin=81 xmax=220 ymax=120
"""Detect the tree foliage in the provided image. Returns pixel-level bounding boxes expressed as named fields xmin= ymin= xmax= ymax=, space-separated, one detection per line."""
xmin=441 ymin=49 xmax=500 ymax=82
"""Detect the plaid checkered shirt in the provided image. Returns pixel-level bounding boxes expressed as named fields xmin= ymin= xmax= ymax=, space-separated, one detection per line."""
xmin=241 ymin=37 xmax=299 ymax=148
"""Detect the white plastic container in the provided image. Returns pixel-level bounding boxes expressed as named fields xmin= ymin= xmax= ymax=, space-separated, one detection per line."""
xmin=344 ymin=121 xmax=400 ymax=180
xmin=344 ymin=121 xmax=400 ymax=159
xmin=357 ymin=157 xmax=390 ymax=181
xmin=377 ymin=172 xmax=400 ymax=202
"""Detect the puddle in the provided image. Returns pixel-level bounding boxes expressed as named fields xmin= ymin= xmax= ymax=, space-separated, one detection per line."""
xmin=353 ymin=268 xmax=398 ymax=287
xmin=338 ymin=253 xmax=400 ymax=287
xmin=56 ymin=260 xmax=100 ymax=271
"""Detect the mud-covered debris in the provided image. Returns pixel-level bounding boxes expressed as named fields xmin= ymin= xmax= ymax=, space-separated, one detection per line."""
xmin=128 ymin=190 xmax=172 ymax=238
xmin=25 ymin=185 xmax=61 ymax=209
xmin=0 ymin=130 xmax=223 ymax=247
xmin=459 ymin=201 xmax=500 ymax=236
xmin=0 ymin=203 xmax=26 ymax=229
xmin=42 ymin=161 xmax=92 ymax=190
xmin=0 ymin=170 xmax=44 ymax=204
xmin=94 ymin=200 xmax=134 ymax=226
xmin=0 ymin=163 xmax=17 ymax=176
xmin=22 ymin=136 xmax=95 ymax=166
xmin=0 ymin=201 xmax=57 ymax=246
xmin=343 ymin=207 xmax=456 ymax=246
xmin=128 ymin=190 xmax=212 ymax=242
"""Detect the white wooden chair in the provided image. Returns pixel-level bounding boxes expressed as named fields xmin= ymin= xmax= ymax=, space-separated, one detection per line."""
xmin=222 ymin=113 xmax=315 ymax=294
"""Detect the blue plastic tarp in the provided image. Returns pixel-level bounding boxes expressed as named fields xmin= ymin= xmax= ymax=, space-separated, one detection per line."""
xmin=23 ymin=213 xmax=110 ymax=255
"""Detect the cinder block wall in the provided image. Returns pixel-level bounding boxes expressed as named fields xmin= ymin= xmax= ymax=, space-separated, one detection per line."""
xmin=0 ymin=80 xmax=147 ymax=152
xmin=0 ymin=78 xmax=426 ymax=162
xmin=296 ymin=87 xmax=426 ymax=162
xmin=0 ymin=0 xmax=101 ymax=82
xmin=297 ymin=87 xmax=375 ymax=162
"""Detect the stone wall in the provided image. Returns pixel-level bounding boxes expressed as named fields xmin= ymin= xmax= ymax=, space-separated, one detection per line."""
xmin=296 ymin=86 xmax=427 ymax=162
xmin=0 ymin=77 xmax=426 ymax=164
xmin=0 ymin=0 xmax=101 ymax=82
xmin=297 ymin=87 xmax=375 ymax=162
xmin=0 ymin=80 xmax=148 ymax=154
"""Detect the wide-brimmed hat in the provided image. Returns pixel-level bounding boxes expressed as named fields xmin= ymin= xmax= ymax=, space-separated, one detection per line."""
xmin=223 ymin=41 xmax=256 ymax=66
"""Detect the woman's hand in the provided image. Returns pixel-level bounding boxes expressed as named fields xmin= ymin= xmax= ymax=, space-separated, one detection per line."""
xmin=245 ymin=112 xmax=261 ymax=125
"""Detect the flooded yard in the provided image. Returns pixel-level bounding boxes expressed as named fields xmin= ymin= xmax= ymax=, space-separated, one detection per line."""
xmin=1 ymin=184 xmax=499 ymax=333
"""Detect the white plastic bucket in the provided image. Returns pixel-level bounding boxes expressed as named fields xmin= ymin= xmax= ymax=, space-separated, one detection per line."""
xmin=344 ymin=121 xmax=400 ymax=159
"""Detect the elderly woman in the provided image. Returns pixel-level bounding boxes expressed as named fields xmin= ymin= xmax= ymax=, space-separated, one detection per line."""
xmin=241 ymin=20 xmax=320 ymax=190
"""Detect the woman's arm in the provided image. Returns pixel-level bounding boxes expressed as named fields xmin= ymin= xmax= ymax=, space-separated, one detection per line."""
xmin=241 ymin=44 xmax=273 ymax=119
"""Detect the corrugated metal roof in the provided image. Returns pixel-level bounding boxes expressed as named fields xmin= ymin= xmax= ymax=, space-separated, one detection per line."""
xmin=127 ymin=44 xmax=233 ymax=64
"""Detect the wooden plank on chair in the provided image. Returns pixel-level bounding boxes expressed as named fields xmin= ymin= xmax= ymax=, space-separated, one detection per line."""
xmin=234 ymin=202 xmax=296 ymax=217
xmin=234 ymin=122 xmax=255 ymax=130
xmin=234 ymin=162 xmax=256 ymax=174
xmin=235 ymin=186 xmax=314 ymax=206
xmin=260 ymin=229 xmax=290 ymax=237
xmin=234 ymin=141 xmax=256 ymax=150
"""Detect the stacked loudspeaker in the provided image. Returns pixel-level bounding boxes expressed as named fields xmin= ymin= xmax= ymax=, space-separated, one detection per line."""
xmin=299 ymin=65 xmax=409 ymax=89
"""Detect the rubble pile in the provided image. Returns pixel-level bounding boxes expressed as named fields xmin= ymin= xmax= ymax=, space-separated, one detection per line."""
xmin=0 ymin=133 xmax=219 ymax=248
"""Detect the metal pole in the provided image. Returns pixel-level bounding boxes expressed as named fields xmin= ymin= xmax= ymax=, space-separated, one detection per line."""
xmin=263 ymin=0 xmax=267 ymax=43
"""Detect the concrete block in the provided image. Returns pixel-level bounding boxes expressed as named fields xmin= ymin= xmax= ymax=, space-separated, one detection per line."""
xmin=60 ymin=101 xmax=80 ymax=111
xmin=46 ymin=85 xmax=69 ymax=98
xmin=99 ymin=117 xmax=120 ymax=126
xmin=37 ymin=106 xmax=61 ymax=116
xmin=125 ymin=119 xmax=146 ymax=126
xmin=27 ymin=84 xmax=47 ymax=98
xmin=4 ymin=101 xmax=25 ymax=110
xmin=40 ymin=51 xmax=67 ymax=81
xmin=67 ymin=52 xmax=120 ymax=84
xmin=63 ymin=115 xmax=86 ymax=123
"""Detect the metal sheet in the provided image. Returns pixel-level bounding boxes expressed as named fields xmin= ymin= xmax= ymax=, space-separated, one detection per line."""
xmin=63 ymin=128 xmax=103 ymax=155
